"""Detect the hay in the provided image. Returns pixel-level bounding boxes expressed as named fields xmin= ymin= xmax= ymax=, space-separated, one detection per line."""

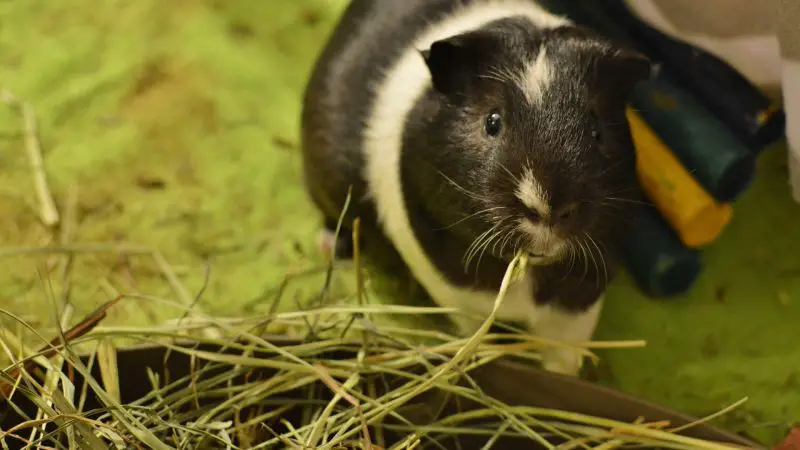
xmin=0 ymin=247 xmax=750 ymax=450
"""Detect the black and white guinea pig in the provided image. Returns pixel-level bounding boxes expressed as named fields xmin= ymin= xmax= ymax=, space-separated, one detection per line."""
xmin=300 ymin=0 xmax=651 ymax=376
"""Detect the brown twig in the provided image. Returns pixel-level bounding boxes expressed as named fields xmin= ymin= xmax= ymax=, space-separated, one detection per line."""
xmin=1 ymin=89 xmax=60 ymax=227
xmin=0 ymin=296 xmax=123 ymax=397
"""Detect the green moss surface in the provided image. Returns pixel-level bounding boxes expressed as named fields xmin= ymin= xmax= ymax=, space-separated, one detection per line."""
xmin=0 ymin=0 xmax=797 ymax=444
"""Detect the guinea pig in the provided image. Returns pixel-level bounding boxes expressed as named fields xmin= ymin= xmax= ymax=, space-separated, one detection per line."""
xmin=300 ymin=0 xmax=652 ymax=376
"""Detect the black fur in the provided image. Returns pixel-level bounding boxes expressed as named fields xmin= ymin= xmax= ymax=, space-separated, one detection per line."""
xmin=301 ymin=0 xmax=650 ymax=317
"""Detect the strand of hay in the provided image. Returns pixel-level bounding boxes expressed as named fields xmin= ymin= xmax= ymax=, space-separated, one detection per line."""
xmin=0 ymin=89 xmax=60 ymax=227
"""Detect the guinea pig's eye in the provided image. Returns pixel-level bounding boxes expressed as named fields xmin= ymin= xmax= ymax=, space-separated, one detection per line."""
xmin=589 ymin=112 xmax=602 ymax=144
xmin=484 ymin=111 xmax=502 ymax=138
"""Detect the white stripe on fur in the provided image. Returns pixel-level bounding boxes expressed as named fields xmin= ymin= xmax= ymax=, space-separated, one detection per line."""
xmin=521 ymin=47 xmax=555 ymax=104
xmin=516 ymin=167 xmax=550 ymax=216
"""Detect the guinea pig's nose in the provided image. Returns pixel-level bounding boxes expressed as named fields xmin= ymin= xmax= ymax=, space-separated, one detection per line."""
xmin=524 ymin=207 xmax=543 ymax=223
xmin=553 ymin=203 xmax=578 ymax=225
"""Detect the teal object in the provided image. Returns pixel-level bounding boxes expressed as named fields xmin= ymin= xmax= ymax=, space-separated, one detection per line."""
xmin=629 ymin=78 xmax=755 ymax=203
xmin=541 ymin=0 xmax=755 ymax=203
xmin=622 ymin=207 xmax=702 ymax=297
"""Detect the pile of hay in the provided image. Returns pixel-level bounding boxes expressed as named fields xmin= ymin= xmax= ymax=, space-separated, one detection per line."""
xmin=0 ymin=252 xmax=749 ymax=449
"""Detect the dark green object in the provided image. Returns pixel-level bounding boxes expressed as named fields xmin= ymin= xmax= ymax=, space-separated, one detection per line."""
xmin=629 ymin=77 xmax=756 ymax=203
xmin=599 ymin=0 xmax=785 ymax=153
xmin=622 ymin=207 xmax=702 ymax=297
xmin=541 ymin=0 xmax=756 ymax=203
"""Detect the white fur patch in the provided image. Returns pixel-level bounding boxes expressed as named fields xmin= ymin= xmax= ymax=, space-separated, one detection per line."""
xmin=363 ymin=0 xmax=569 ymax=328
xmin=515 ymin=168 xmax=549 ymax=216
xmin=533 ymin=296 xmax=604 ymax=375
xmin=520 ymin=47 xmax=554 ymax=104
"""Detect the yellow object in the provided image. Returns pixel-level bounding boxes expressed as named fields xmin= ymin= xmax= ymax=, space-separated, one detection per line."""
xmin=626 ymin=108 xmax=732 ymax=248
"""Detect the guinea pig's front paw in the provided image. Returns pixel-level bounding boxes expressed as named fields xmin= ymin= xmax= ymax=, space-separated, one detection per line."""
xmin=540 ymin=348 xmax=585 ymax=377
xmin=316 ymin=228 xmax=354 ymax=260
xmin=316 ymin=229 xmax=336 ymax=259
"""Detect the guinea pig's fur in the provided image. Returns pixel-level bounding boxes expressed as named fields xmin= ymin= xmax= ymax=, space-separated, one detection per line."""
xmin=301 ymin=0 xmax=651 ymax=375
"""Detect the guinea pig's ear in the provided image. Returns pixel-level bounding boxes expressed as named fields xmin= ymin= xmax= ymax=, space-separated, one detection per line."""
xmin=597 ymin=48 xmax=653 ymax=98
xmin=421 ymin=33 xmax=489 ymax=95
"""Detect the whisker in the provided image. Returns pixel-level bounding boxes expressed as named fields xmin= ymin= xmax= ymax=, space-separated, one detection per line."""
xmin=561 ymin=240 xmax=577 ymax=281
xmin=486 ymin=66 xmax=518 ymax=84
xmin=512 ymin=232 xmax=526 ymax=259
xmin=579 ymin=239 xmax=590 ymax=285
xmin=604 ymin=197 xmax=649 ymax=206
xmin=466 ymin=229 xmax=494 ymax=266
xmin=437 ymin=169 xmax=489 ymax=202
xmin=586 ymin=233 xmax=607 ymax=289
xmin=582 ymin=234 xmax=601 ymax=290
xmin=497 ymin=226 xmax=516 ymax=257
xmin=497 ymin=161 xmax=521 ymax=185
xmin=607 ymin=185 xmax=647 ymax=196
xmin=594 ymin=237 xmax=610 ymax=288
xmin=463 ymin=218 xmax=509 ymax=272
xmin=478 ymin=73 xmax=506 ymax=83
xmin=496 ymin=233 xmax=509 ymax=257
xmin=463 ymin=224 xmax=498 ymax=270
xmin=593 ymin=158 xmax=629 ymax=178
xmin=437 ymin=206 xmax=504 ymax=230
xmin=476 ymin=222 xmax=511 ymax=273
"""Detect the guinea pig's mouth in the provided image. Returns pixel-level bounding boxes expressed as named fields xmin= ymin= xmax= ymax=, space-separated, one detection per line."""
xmin=525 ymin=251 xmax=555 ymax=264
xmin=494 ymin=248 xmax=557 ymax=266
xmin=514 ymin=221 xmax=573 ymax=263
xmin=499 ymin=246 xmax=556 ymax=262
